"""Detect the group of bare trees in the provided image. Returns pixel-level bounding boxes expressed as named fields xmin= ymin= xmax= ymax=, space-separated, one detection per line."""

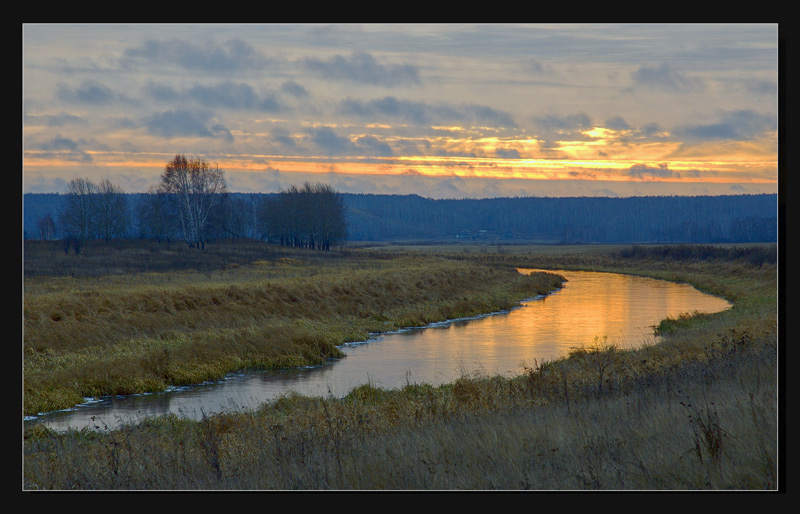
xmin=57 ymin=177 xmax=131 ymax=251
xmin=259 ymin=182 xmax=347 ymax=250
xmin=50 ymin=155 xmax=347 ymax=251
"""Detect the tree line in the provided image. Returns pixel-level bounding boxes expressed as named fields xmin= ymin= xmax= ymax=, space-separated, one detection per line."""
xmin=25 ymin=156 xmax=778 ymax=246
xmin=41 ymin=155 xmax=348 ymax=252
xmin=342 ymin=193 xmax=778 ymax=244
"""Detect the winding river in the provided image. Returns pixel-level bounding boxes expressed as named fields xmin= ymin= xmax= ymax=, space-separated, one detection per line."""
xmin=26 ymin=269 xmax=732 ymax=432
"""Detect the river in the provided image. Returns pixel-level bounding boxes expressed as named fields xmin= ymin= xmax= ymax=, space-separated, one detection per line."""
xmin=25 ymin=269 xmax=732 ymax=432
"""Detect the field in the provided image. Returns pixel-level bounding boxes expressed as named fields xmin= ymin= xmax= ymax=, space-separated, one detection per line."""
xmin=22 ymin=239 xmax=779 ymax=490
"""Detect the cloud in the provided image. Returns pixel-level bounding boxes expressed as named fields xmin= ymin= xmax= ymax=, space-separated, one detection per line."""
xmin=522 ymin=58 xmax=545 ymax=74
xmin=144 ymin=81 xmax=283 ymax=111
xmin=143 ymin=109 xmax=227 ymax=139
xmin=271 ymin=127 xmax=296 ymax=147
xmin=464 ymin=104 xmax=517 ymax=128
xmin=495 ymin=148 xmax=520 ymax=159
xmin=29 ymin=136 xmax=94 ymax=162
xmin=37 ymin=136 xmax=83 ymax=152
xmin=630 ymin=62 xmax=704 ymax=91
xmin=533 ymin=112 xmax=594 ymax=148
xmin=355 ymin=135 xmax=393 ymax=157
xmin=604 ymin=116 xmax=630 ymax=131
xmin=24 ymin=112 xmax=86 ymax=127
xmin=56 ymin=80 xmax=133 ymax=105
xmin=121 ymin=38 xmax=269 ymax=73
xmin=187 ymin=82 xmax=261 ymax=109
xmin=677 ymin=109 xmax=775 ymax=141
xmin=627 ymin=162 xmax=678 ymax=179
xmin=534 ymin=112 xmax=593 ymax=132
xmin=740 ymin=79 xmax=777 ymax=97
xmin=339 ymin=96 xmax=516 ymax=127
xmin=302 ymin=51 xmax=421 ymax=87
xmin=280 ymin=80 xmax=310 ymax=98
xmin=304 ymin=126 xmax=356 ymax=155
xmin=636 ymin=122 xmax=668 ymax=138
xmin=142 ymin=82 xmax=183 ymax=103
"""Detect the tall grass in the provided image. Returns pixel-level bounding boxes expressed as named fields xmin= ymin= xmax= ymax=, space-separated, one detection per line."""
xmin=23 ymin=242 xmax=563 ymax=416
xmin=22 ymin=242 xmax=778 ymax=490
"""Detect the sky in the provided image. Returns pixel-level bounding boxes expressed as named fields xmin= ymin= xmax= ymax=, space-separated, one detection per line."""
xmin=22 ymin=23 xmax=779 ymax=199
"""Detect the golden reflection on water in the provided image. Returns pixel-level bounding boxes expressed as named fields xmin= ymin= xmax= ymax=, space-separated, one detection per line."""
xmin=336 ymin=269 xmax=732 ymax=386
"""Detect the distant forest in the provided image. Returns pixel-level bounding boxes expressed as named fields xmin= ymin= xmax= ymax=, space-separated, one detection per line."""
xmin=23 ymin=192 xmax=778 ymax=245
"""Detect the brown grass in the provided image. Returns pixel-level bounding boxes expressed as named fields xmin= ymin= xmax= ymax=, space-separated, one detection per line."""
xmin=23 ymin=241 xmax=563 ymax=416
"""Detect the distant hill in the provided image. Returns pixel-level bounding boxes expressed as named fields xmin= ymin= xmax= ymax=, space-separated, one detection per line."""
xmin=23 ymin=192 xmax=778 ymax=244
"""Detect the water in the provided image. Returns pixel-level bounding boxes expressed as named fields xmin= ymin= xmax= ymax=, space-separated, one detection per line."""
xmin=26 ymin=269 xmax=731 ymax=432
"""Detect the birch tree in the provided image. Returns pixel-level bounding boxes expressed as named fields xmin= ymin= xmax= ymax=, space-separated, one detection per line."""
xmin=158 ymin=155 xmax=227 ymax=249
xmin=93 ymin=179 xmax=129 ymax=241
xmin=58 ymin=177 xmax=96 ymax=242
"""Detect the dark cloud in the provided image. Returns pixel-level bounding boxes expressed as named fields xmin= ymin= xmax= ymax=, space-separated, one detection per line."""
xmin=24 ymin=112 xmax=86 ymax=127
xmin=534 ymin=112 xmax=593 ymax=132
xmin=271 ymin=128 xmax=296 ymax=147
xmin=339 ymin=96 xmax=427 ymax=124
xmin=258 ymin=95 xmax=282 ymax=112
xmin=122 ymin=38 xmax=269 ymax=73
xmin=144 ymin=81 xmax=283 ymax=112
xmin=304 ymin=126 xmax=356 ymax=155
xmin=495 ymin=148 xmax=520 ymax=159
xmin=32 ymin=136 xmax=94 ymax=162
xmin=355 ymin=135 xmax=393 ymax=157
xmin=143 ymin=109 xmax=224 ymax=139
xmin=280 ymin=80 xmax=309 ymax=98
xmin=677 ymin=109 xmax=775 ymax=140
xmin=638 ymin=122 xmax=667 ymax=138
xmin=210 ymin=123 xmax=234 ymax=143
xmin=142 ymin=82 xmax=183 ymax=103
xmin=56 ymin=80 xmax=133 ymax=105
xmin=533 ymin=112 xmax=593 ymax=148
xmin=302 ymin=51 xmax=421 ymax=87
xmin=604 ymin=116 xmax=630 ymax=131
xmin=339 ymin=96 xmax=515 ymax=127
xmin=627 ymin=162 xmax=678 ymax=178
xmin=464 ymin=104 xmax=517 ymax=127
xmin=38 ymin=136 xmax=82 ymax=152
xmin=187 ymin=82 xmax=261 ymax=109
xmin=630 ymin=62 xmax=704 ymax=91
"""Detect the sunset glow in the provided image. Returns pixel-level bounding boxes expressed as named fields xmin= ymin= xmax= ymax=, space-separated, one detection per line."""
xmin=22 ymin=23 xmax=778 ymax=198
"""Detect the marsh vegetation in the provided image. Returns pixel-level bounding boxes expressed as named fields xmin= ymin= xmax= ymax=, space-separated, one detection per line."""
xmin=22 ymin=240 xmax=778 ymax=490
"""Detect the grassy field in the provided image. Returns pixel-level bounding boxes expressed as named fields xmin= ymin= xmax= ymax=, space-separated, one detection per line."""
xmin=22 ymin=239 xmax=779 ymax=490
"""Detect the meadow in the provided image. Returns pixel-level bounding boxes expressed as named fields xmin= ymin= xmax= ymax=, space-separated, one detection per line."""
xmin=22 ymin=239 xmax=779 ymax=490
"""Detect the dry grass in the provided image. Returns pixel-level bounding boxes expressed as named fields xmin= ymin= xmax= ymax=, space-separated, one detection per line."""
xmin=23 ymin=241 xmax=563 ymax=416
xmin=22 ymin=241 xmax=778 ymax=490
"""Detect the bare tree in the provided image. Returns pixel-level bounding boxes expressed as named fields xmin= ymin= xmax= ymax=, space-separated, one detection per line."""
xmin=221 ymin=194 xmax=259 ymax=241
xmin=312 ymin=182 xmax=347 ymax=250
xmin=58 ymin=177 xmax=96 ymax=243
xmin=260 ymin=182 xmax=347 ymax=250
xmin=157 ymin=155 xmax=228 ymax=249
xmin=36 ymin=213 xmax=57 ymax=240
xmin=136 ymin=185 xmax=179 ymax=242
xmin=93 ymin=179 xmax=130 ymax=241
